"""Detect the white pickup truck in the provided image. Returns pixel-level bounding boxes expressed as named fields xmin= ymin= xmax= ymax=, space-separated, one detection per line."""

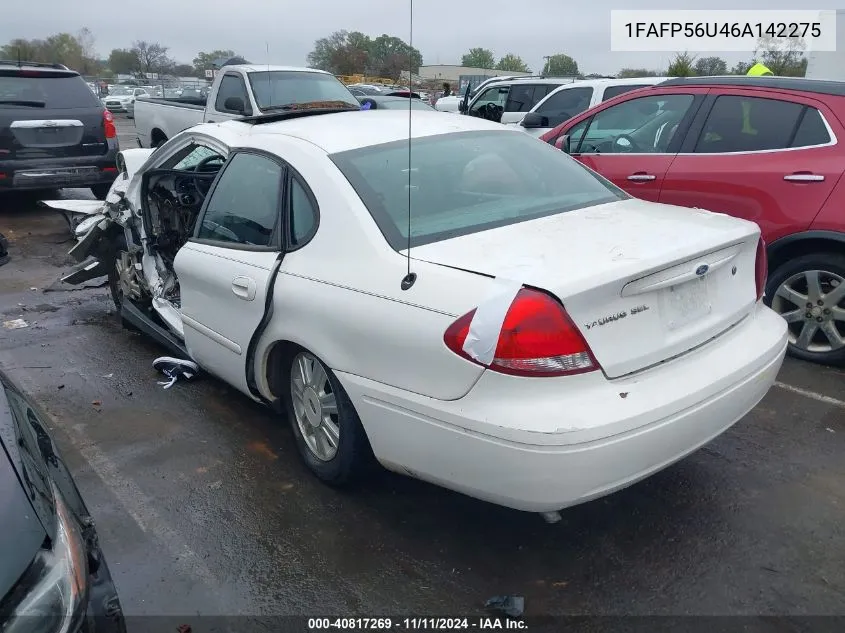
xmin=134 ymin=64 xmax=361 ymax=148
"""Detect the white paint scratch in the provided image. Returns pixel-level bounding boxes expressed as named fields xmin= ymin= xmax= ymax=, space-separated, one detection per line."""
xmin=775 ymin=381 xmax=845 ymax=410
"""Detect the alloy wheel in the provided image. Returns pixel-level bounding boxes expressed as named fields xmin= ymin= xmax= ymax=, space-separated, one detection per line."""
xmin=290 ymin=352 xmax=340 ymax=461
xmin=771 ymin=269 xmax=845 ymax=353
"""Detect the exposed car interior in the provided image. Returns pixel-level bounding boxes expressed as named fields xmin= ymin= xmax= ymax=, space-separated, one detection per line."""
xmin=140 ymin=145 xmax=227 ymax=304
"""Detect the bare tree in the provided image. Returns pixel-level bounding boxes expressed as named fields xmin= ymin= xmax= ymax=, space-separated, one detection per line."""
xmin=132 ymin=40 xmax=172 ymax=76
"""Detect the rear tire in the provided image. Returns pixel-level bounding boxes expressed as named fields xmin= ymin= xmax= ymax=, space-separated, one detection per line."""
xmin=91 ymin=184 xmax=111 ymax=200
xmin=281 ymin=348 xmax=373 ymax=486
xmin=765 ymin=252 xmax=845 ymax=365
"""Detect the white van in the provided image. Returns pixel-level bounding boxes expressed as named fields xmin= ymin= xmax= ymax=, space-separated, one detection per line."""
xmin=517 ymin=77 xmax=668 ymax=137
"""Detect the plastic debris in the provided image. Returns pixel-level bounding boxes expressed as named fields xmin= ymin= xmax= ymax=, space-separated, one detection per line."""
xmin=485 ymin=595 xmax=525 ymax=618
xmin=153 ymin=356 xmax=199 ymax=389
xmin=3 ymin=319 xmax=29 ymax=330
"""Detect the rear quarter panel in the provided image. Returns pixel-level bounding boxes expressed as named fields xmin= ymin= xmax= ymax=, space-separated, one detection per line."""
xmin=247 ymin=136 xmax=494 ymax=402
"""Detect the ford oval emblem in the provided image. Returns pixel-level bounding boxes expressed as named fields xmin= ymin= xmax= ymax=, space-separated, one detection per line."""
xmin=695 ymin=264 xmax=709 ymax=276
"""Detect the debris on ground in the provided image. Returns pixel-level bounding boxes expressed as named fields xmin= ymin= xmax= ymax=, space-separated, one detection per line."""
xmin=153 ymin=356 xmax=200 ymax=389
xmin=485 ymin=595 xmax=525 ymax=618
xmin=177 ymin=625 xmax=192 ymax=633
xmin=3 ymin=319 xmax=29 ymax=330
xmin=92 ymin=400 xmax=102 ymax=407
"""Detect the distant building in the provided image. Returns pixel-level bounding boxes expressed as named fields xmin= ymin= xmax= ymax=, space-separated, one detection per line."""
xmin=418 ymin=65 xmax=531 ymax=84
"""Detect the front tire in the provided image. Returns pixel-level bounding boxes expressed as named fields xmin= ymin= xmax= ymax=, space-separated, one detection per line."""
xmin=283 ymin=349 xmax=373 ymax=486
xmin=765 ymin=252 xmax=845 ymax=365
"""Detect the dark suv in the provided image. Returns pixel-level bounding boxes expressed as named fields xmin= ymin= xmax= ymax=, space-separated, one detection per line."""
xmin=0 ymin=62 xmax=119 ymax=199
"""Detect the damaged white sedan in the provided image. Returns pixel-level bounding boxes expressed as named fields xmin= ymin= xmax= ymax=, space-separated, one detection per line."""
xmin=52 ymin=108 xmax=788 ymax=518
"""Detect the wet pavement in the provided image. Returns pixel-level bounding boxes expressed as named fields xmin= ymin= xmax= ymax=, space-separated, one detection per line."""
xmin=1 ymin=117 xmax=844 ymax=623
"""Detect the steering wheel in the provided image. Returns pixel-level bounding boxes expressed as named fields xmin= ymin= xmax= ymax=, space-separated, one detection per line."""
xmin=613 ymin=133 xmax=642 ymax=153
xmin=193 ymin=154 xmax=226 ymax=199
xmin=481 ymin=102 xmax=503 ymax=122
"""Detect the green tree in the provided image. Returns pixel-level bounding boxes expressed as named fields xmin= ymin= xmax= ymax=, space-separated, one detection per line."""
xmin=542 ymin=54 xmax=578 ymax=77
xmin=617 ymin=68 xmax=660 ymax=78
xmin=755 ymin=35 xmax=807 ymax=76
xmin=172 ymin=63 xmax=195 ymax=77
xmin=731 ymin=61 xmax=753 ymax=75
xmin=108 ymin=48 xmax=139 ymax=74
xmin=462 ymin=48 xmax=495 ymax=69
xmin=192 ymin=49 xmax=236 ymax=75
xmin=367 ymin=34 xmax=421 ymax=79
xmin=495 ymin=53 xmax=530 ymax=73
xmin=0 ymin=38 xmax=45 ymax=62
xmin=693 ymin=56 xmax=728 ymax=76
xmin=667 ymin=52 xmax=697 ymax=77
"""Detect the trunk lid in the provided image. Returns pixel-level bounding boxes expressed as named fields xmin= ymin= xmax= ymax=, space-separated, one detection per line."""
xmin=410 ymin=198 xmax=761 ymax=378
xmin=0 ymin=69 xmax=107 ymax=161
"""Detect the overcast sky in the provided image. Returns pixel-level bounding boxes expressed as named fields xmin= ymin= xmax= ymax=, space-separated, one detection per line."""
xmin=1 ymin=0 xmax=837 ymax=75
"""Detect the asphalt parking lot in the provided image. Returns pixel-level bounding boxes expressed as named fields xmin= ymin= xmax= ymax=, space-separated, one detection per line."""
xmin=1 ymin=115 xmax=844 ymax=625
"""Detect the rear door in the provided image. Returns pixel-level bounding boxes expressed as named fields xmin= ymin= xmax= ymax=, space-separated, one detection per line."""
xmin=501 ymin=83 xmax=559 ymax=124
xmin=174 ymin=150 xmax=283 ymax=395
xmin=524 ymin=86 xmax=594 ymax=137
xmin=557 ymin=89 xmax=707 ymax=202
xmin=659 ymin=89 xmax=843 ymax=243
xmin=0 ymin=68 xmax=108 ymax=162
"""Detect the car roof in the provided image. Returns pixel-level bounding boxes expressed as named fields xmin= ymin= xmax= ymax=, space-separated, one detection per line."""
xmin=658 ymin=75 xmax=845 ymax=97
xmin=0 ymin=61 xmax=76 ymax=75
xmin=220 ymin=64 xmax=332 ymax=75
xmin=217 ymin=110 xmax=515 ymax=154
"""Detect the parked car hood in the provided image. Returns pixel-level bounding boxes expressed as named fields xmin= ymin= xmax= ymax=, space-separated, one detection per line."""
xmin=0 ymin=382 xmax=55 ymax=599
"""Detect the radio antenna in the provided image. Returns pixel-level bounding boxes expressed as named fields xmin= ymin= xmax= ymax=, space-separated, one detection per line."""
xmin=400 ymin=0 xmax=417 ymax=291
xmin=266 ymin=42 xmax=272 ymax=108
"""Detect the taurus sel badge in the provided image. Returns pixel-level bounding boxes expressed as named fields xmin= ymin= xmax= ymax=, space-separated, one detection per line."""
xmin=695 ymin=264 xmax=709 ymax=277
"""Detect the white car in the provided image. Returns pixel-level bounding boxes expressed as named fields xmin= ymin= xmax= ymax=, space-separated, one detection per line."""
xmin=103 ymin=86 xmax=149 ymax=112
xmin=48 ymin=109 xmax=787 ymax=517
xmin=517 ymin=77 xmax=669 ymax=137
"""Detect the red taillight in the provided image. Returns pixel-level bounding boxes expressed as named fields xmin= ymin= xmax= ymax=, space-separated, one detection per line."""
xmin=444 ymin=288 xmax=599 ymax=377
xmin=755 ymin=236 xmax=768 ymax=301
xmin=103 ymin=109 xmax=116 ymax=139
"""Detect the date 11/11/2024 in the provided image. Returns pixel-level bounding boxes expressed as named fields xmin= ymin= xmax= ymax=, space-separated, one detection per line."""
xmin=307 ymin=617 xmax=528 ymax=630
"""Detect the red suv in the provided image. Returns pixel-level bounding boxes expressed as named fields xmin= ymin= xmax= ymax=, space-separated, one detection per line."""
xmin=541 ymin=76 xmax=845 ymax=366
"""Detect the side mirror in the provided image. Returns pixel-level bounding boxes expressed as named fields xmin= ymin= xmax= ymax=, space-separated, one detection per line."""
xmin=224 ymin=96 xmax=246 ymax=114
xmin=521 ymin=112 xmax=550 ymax=129
xmin=554 ymin=134 xmax=572 ymax=153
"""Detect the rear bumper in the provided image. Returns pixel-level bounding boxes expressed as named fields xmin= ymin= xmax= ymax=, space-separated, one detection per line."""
xmin=0 ymin=140 xmax=118 ymax=192
xmin=338 ymin=303 xmax=788 ymax=512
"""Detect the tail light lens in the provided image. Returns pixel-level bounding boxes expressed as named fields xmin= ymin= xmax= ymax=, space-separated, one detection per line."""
xmin=755 ymin=236 xmax=768 ymax=301
xmin=103 ymin=109 xmax=116 ymax=139
xmin=444 ymin=288 xmax=599 ymax=377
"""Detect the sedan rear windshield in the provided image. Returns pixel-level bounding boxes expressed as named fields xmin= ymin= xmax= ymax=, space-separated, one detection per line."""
xmin=330 ymin=130 xmax=626 ymax=249
xmin=0 ymin=72 xmax=101 ymax=109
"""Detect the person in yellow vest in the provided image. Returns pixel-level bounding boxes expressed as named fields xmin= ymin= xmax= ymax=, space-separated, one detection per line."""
xmin=747 ymin=62 xmax=774 ymax=77
xmin=738 ymin=63 xmax=774 ymax=133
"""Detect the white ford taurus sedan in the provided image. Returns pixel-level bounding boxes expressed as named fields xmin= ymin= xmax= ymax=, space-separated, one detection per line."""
xmin=55 ymin=107 xmax=788 ymax=517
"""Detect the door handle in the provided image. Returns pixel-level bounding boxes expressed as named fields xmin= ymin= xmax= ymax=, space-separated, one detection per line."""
xmin=231 ymin=276 xmax=257 ymax=301
xmin=206 ymin=120 xmax=215 ymax=123
xmin=784 ymin=173 xmax=824 ymax=182
xmin=628 ymin=173 xmax=656 ymax=182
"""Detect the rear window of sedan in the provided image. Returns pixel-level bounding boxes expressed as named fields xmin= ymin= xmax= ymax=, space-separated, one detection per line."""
xmin=330 ymin=130 xmax=626 ymax=249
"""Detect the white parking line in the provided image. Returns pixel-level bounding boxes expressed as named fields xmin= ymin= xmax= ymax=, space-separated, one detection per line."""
xmin=775 ymin=381 xmax=845 ymax=409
